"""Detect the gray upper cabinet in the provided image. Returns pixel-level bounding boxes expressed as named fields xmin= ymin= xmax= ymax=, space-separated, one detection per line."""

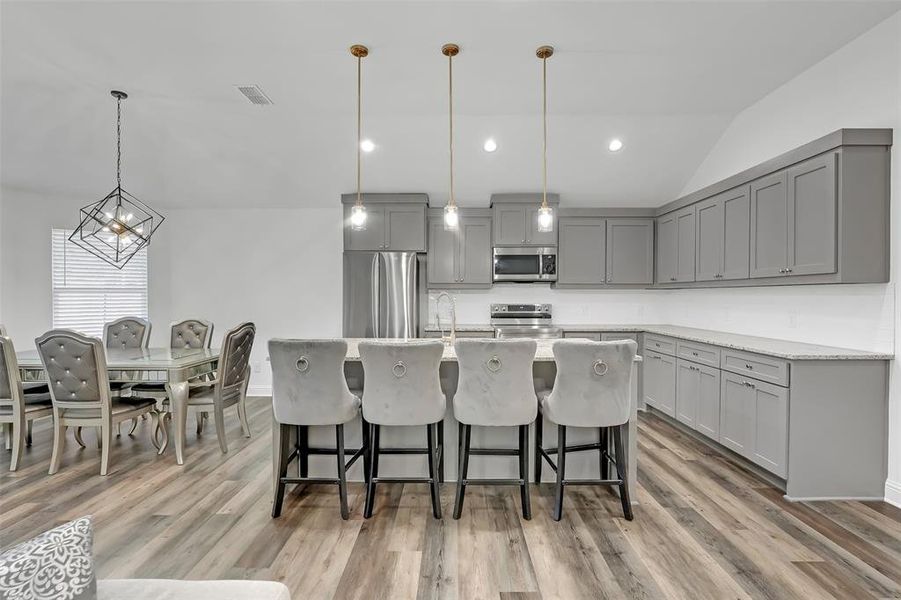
xmin=490 ymin=194 xmax=559 ymax=247
xmin=656 ymin=206 xmax=695 ymax=283
xmin=696 ymin=186 xmax=750 ymax=281
xmin=786 ymin=153 xmax=837 ymax=276
xmin=343 ymin=194 xmax=428 ymax=252
xmin=557 ymin=218 xmax=606 ymax=285
xmin=750 ymin=171 xmax=789 ymax=278
xmin=606 ymin=219 xmax=654 ymax=285
xmin=426 ymin=210 xmax=492 ymax=289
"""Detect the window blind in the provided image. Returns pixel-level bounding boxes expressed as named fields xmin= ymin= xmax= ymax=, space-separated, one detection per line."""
xmin=51 ymin=228 xmax=148 ymax=338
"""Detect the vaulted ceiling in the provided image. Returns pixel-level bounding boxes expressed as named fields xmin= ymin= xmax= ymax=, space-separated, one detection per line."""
xmin=2 ymin=1 xmax=899 ymax=209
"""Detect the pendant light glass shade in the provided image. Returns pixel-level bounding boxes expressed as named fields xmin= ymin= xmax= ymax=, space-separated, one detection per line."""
xmin=443 ymin=204 xmax=459 ymax=230
xmin=535 ymin=46 xmax=554 ymax=234
xmin=350 ymin=44 xmax=369 ymax=231
xmin=69 ymin=90 xmax=164 ymax=269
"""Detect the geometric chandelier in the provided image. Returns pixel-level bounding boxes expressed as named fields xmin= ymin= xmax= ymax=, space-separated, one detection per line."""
xmin=69 ymin=90 xmax=164 ymax=269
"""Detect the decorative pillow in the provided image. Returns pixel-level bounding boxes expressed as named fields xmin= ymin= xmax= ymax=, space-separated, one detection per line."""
xmin=0 ymin=516 xmax=96 ymax=600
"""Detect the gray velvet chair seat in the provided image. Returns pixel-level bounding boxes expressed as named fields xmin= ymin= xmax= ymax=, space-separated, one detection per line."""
xmin=59 ymin=398 xmax=155 ymax=419
xmin=0 ymin=401 xmax=52 ymax=415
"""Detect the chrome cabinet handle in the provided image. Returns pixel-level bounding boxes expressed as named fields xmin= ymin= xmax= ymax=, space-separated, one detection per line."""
xmin=692 ymin=352 xmax=698 ymax=356
xmin=745 ymin=363 xmax=753 ymax=370
xmin=743 ymin=380 xmax=756 ymax=388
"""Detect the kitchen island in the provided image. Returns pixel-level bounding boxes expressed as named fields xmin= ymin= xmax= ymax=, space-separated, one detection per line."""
xmin=273 ymin=338 xmax=643 ymax=502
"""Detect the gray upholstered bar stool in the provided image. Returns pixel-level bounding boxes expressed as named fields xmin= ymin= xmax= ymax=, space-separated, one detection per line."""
xmin=359 ymin=340 xmax=445 ymax=519
xmin=535 ymin=339 xmax=637 ymax=521
xmin=269 ymin=339 xmax=369 ymax=520
xmin=452 ymin=339 xmax=537 ymax=519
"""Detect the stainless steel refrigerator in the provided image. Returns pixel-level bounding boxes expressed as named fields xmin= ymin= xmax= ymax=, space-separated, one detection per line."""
xmin=343 ymin=252 xmax=425 ymax=339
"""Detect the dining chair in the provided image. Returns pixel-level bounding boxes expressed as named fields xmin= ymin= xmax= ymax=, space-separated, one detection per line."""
xmin=35 ymin=329 xmax=156 ymax=476
xmin=359 ymin=340 xmax=446 ymax=519
xmin=166 ymin=322 xmax=255 ymax=465
xmin=452 ymin=339 xmax=537 ymax=520
xmin=1 ymin=335 xmax=54 ymax=471
xmin=535 ymin=339 xmax=637 ymax=521
xmin=103 ymin=317 xmax=151 ymax=350
xmin=269 ymin=339 xmax=368 ymax=519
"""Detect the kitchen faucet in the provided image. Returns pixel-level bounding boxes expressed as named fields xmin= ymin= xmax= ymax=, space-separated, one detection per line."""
xmin=435 ymin=291 xmax=457 ymax=346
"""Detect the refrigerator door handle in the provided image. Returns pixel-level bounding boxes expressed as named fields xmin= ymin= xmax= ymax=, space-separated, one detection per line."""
xmin=371 ymin=253 xmax=381 ymax=338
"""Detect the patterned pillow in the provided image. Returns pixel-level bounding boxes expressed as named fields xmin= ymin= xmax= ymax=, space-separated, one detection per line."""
xmin=0 ymin=516 xmax=96 ymax=600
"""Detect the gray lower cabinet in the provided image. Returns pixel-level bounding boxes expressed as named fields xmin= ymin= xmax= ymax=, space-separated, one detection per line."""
xmin=557 ymin=218 xmax=606 ymax=285
xmin=427 ymin=211 xmax=491 ymax=289
xmin=601 ymin=332 xmax=638 ymax=343
xmin=563 ymin=331 xmax=601 ymax=340
xmin=656 ymin=206 xmax=695 ymax=283
xmin=606 ymin=219 xmax=654 ymax=284
xmin=720 ymin=371 xmax=788 ymax=478
xmin=696 ymin=186 xmax=750 ymax=281
xmin=642 ymin=350 xmax=676 ymax=417
xmin=675 ymin=359 xmax=700 ymax=428
xmin=676 ymin=359 xmax=721 ymax=440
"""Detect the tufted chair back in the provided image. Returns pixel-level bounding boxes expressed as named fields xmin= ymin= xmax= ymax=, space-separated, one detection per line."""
xmin=453 ymin=339 xmax=538 ymax=426
xmin=217 ymin=323 xmax=256 ymax=394
xmin=0 ymin=336 xmax=20 ymax=404
xmin=103 ymin=317 xmax=151 ymax=350
xmin=35 ymin=330 xmax=110 ymax=409
xmin=170 ymin=319 xmax=213 ymax=349
xmin=544 ymin=339 xmax=637 ymax=427
xmin=359 ymin=340 xmax=445 ymax=426
xmin=268 ymin=339 xmax=360 ymax=426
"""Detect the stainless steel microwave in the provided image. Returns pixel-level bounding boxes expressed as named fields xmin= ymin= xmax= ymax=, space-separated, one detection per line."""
xmin=492 ymin=247 xmax=557 ymax=282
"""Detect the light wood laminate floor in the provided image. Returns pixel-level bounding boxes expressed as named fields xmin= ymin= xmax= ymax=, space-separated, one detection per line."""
xmin=2 ymin=397 xmax=900 ymax=599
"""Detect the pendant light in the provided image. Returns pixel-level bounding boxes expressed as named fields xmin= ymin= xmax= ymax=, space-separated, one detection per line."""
xmin=69 ymin=90 xmax=164 ymax=269
xmin=536 ymin=45 xmax=554 ymax=233
xmin=442 ymin=43 xmax=460 ymax=230
xmin=349 ymin=44 xmax=369 ymax=231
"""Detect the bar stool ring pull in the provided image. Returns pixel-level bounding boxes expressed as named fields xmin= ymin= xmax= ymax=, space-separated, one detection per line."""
xmin=295 ymin=356 xmax=310 ymax=373
xmin=593 ymin=360 xmax=608 ymax=376
xmin=486 ymin=356 xmax=502 ymax=373
xmin=392 ymin=361 xmax=407 ymax=378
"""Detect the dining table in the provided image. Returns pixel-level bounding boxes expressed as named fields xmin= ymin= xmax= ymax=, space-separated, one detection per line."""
xmin=16 ymin=346 xmax=219 ymax=455
xmin=273 ymin=338 xmax=643 ymax=503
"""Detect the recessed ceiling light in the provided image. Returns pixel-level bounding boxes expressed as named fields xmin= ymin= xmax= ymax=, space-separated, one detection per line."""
xmin=483 ymin=138 xmax=498 ymax=153
xmin=360 ymin=139 xmax=375 ymax=153
xmin=608 ymin=138 xmax=624 ymax=152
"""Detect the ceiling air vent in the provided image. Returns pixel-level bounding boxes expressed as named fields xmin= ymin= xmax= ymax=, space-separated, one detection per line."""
xmin=235 ymin=85 xmax=273 ymax=106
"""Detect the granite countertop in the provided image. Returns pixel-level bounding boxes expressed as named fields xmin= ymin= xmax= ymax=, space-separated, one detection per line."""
xmin=424 ymin=324 xmax=497 ymax=332
xmin=422 ymin=323 xmax=893 ymax=360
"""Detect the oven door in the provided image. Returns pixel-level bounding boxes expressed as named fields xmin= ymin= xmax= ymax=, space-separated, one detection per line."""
xmin=493 ymin=247 xmax=557 ymax=282
xmin=494 ymin=326 xmax=563 ymax=339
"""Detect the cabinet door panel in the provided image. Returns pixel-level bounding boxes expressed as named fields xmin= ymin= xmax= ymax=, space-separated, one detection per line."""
xmin=695 ymin=198 xmax=722 ymax=282
xmin=494 ymin=207 xmax=527 ymax=245
xmin=427 ymin=218 xmax=458 ymax=286
xmin=720 ymin=373 xmax=754 ymax=457
xmin=751 ymin=381 xmax=788 ymax=477
xmin=675 ymin=206 xmax=696 ymax=282
xmin=564 ymin=331 xmax=602 ymax=341
xmin=459 ymin=217 xmax=492 ymax=286
xmin=345 ymin=206 xmax=385 ymax=251
xmin=676 ymin=359 xmax=699 ymax=428
xmin=750 ymin=172 xmax=788 ymax=278
xmin=600 ymin=333 xmax=638 ymax=343
xmin=788 ymin=153 xmax=837 ymax=276
xmin=385 ymin=206 xmax=426 ymax=251
xmin=526 ymin=206 xmax=558 ymax=246
xmin=696 ymin=364 xmax=721 ymax=441
xmin=656 ymin=214 xmax=677 ymax=283
xmin=557 ymin=218 xmax=606 ymax=285
xmin=606 ymin=219 xmax=654 ymax=284
xmin=722 ymin=186 xmax=751 ymax=280
xmin=643 ymin=351 xmax=676 ymax=417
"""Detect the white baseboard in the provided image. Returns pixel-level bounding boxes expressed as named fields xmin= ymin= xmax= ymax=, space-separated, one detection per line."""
xmin=885 ymin=479 xmax=901 ymax=508
xmin=249 ymin=385 xmax=272 ymax=396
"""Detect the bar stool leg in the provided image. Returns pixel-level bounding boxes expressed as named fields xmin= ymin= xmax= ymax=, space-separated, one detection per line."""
xmin=272 ymin=423 xmax=290 ymax=518
xmin=534 ymin=414 xmax=543 ymax=483
xmin=613 ymin=423 xmax=633 ymax=521
xmin=335 ymin=424 xmax=349 ymax=520
xmin=297 ymin=425 xmax=309 ymax=478
xmin=600 ymin=427 xmax=609 ymax=480
xmin=437 ymin=419 xmax=445 ymax=483
xmin=361 ymin=417 xmax=371 ymax=482
xmin=363 ymin=423 xmax=380 ymax=519
xmin=519 ymin=424 xmax=532 ymax=520
xmin=427 ymin=423 xmax=442 ymax=519
xmin=552 ymin=425 xmax=567 ymax=521
xmin=453 ymin=423 xmax=471 ymax=519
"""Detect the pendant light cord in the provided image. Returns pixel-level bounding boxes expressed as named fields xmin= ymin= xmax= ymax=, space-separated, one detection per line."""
xmin=116 ymin=95 xmax=122 ymax=190
xmin=356 ymin=54 xmax=362 ymax=208
xmin=448 ymin=51 xmax=455 ymax=208
xmin=541 ymin=54 xmax=548 ymax=210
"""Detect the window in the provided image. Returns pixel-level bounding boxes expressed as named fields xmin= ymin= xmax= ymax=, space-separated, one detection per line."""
xmin=51 ymin=228 xmax=148 ymax=338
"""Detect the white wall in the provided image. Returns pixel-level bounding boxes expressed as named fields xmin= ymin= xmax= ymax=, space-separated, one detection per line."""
xmin=674 ymin=13 xmax=901 ymax=505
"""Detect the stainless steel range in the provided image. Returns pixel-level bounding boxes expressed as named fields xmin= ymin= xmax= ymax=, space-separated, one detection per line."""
xmin=491 ymin=303 xmax=563 ymax=339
